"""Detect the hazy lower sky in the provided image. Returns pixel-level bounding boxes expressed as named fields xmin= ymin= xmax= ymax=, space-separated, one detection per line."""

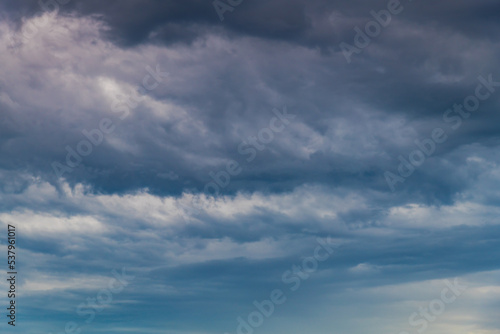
xmin=0 ymin=0 xmax=499 ymax=333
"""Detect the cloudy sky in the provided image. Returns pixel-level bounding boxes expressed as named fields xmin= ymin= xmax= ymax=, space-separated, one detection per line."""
xmin=0 ymin=0 xmax=499 ymax=333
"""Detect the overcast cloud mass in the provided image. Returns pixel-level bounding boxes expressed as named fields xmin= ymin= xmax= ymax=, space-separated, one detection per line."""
xmin=0 ymin=0 xmax=499 ymax=333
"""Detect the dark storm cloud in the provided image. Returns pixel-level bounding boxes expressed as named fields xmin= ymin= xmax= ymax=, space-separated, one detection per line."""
xmin=2 ymin=2 xmax=500 ymax=333
xmin=3 ymin=0 xmax=500 ymax=48
xmin=1 ymin=0 xmax=500 ymax=215
xmin=1 ymin=0 xmax=311 ymax=46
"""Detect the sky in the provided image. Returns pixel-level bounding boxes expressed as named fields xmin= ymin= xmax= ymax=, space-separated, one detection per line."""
xmin=0 ymin=0 xmax=499 ymax=333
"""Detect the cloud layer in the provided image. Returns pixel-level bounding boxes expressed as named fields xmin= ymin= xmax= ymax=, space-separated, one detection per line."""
xmin=0 ymin=1 xmax=499 ymax=333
